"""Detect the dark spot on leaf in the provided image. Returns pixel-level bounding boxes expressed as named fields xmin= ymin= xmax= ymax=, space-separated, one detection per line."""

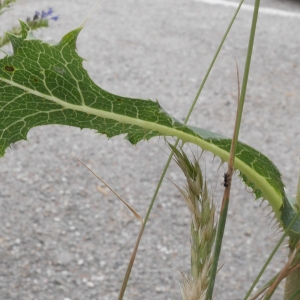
xmin=33 ymin=78 xmax=38 ymax=83
xmin=116 ymin=98 xmax=122 ymax=102
xmin=5 ymin=66 xmax=14 ymax=72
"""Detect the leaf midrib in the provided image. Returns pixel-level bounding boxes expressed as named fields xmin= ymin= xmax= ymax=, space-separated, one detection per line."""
xmin=0 ymin=75 xmax=283 ymax=221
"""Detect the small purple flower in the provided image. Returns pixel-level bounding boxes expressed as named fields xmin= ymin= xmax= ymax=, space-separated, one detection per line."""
xmin=33 ymin=8 xmax=58 ymax=21
xmin=41 ymin=9 xmax=49 ymax=19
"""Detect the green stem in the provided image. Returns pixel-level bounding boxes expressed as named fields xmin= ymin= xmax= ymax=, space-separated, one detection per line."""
xmin=118 ymin=149 xmax=175 ymax=300
xmin=284 ymin=171 xmax=300 ymax=300
xmin=118 ymin=1 xmax=245 ymax=298
xmin=185 ymin=0 xmax=245 ymax=122
xmin=248 ymin=272 xmax=279 ymax=300
xmin=206 ymin=1 xmax=261 ymax=299
xmin=232 ymin=0 xmax=260 ymax=153
xmin=243 ymin=211 xmax=300 ymax=300
xmin=206 ymin=197 xmax=229 ymax=299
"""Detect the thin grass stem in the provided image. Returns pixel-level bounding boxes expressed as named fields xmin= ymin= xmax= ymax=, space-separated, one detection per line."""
xmin=263 ymin=250 xmax=295 ymax=300
xmin=243 ymin=210 xmax=300 ymax=300
xmin=248 ymin=272 xmax=279 ymax=300
xmin=118 ymin=1 xmax=245 ymax=298
xmin=233 ymin=0 xmax=260 ymax=154
xmin=205 ymin=198 xmax=229 ymax=299
xmin=118 ymin=225 xmax=145 ymax=300
xmin=75 ymin=157 xmax=143 ymax=223
xmin=206 ymin=1 xmax=261 ymax=299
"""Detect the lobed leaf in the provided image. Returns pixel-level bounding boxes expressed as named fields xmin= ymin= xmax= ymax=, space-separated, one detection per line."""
xmin=0 ymin=22 xmax=297 ymax=235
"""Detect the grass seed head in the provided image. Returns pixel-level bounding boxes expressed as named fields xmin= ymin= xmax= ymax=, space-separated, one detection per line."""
xmin=171 ymin=145 xmax=217 ymax=299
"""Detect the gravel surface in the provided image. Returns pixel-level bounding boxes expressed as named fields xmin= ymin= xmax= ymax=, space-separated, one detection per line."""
xmin=0 ymin=0 xmax=299 ymax=299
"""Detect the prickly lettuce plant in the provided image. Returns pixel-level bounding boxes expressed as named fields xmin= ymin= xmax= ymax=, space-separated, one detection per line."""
xmin=1 ymin=0 xmax=299 ymax=299
xmin=0 ymin=21 xmax=296 ymax=232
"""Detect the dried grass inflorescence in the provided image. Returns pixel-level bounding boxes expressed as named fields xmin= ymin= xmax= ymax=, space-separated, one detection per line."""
xmin=170 ymin=144 xmax=217 ymax=300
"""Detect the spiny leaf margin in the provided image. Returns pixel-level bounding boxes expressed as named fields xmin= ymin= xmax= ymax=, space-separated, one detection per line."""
xmin=0 ymin=22 xmax=297 ymax=234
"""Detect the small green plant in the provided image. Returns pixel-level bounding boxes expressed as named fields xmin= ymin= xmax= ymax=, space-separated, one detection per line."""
xmin=0 ymin=0 xmax=299 ymax=299
xmin=0 ymin=2 xmax=58 ymax=48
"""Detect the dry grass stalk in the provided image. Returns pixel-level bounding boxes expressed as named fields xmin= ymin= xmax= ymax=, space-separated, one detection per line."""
xmin=170 ymin=144 xmax=217 ymax=300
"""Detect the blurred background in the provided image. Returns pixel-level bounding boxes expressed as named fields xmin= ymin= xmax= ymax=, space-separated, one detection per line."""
xmin=0 ymin=0 xmax=299 ymax=299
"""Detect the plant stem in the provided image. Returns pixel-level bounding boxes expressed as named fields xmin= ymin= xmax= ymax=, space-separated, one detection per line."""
xmin=118 ymin=152 xmax=174 ymax=300
xmin=248 ymin=272 xmax=279 ymax=300
xmin=118 ymin=1 xmax=245 ymax=298
xmin=284 ymin=172 xmax=300 ymax=299
xmin=206 ymin=197 xmax=229 ymax=299
xmin=206 ymin=1 xmax=261 ymax=299
xmin=233 ymin=0 xmax=260 ymax=152
xmin=243 ymin=211 xmax=300 ymax=300
xmin=118 ymin=223 xmax=145 ymax=300
xmin=184 ymin=0 xmax=245 ymax=122
xmin=264 ymin=250 xmax=294 ymax=300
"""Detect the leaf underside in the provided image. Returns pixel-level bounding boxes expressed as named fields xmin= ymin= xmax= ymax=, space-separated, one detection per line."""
xmin=0 ymin=21 xmax=298 ymax=235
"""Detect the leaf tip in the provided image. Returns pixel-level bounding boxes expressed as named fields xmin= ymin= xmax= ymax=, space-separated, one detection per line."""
xmin=60 ymin=27 xmax=83 ymax=48
xmin=6 ymin=20 xmax=33 ymax=54
xmin=18 ymin=20 xmax=31 ymax=38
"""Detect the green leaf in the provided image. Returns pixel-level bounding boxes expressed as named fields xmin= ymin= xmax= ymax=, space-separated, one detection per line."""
xmin=0 ymin=18 xmax=49 ymax=48
xmin=281 ymin=195 xmax=300 ymax=241
xmin=0 ymin=22 xmax=296 ymax=234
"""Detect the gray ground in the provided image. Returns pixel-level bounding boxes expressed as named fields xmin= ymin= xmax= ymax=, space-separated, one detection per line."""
xmin=0 ymin=0 xmax=300 ymax=299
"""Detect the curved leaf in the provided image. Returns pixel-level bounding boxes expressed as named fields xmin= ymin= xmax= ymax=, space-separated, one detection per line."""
xmin=0 ymin=22 xmax=296 ymax=234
